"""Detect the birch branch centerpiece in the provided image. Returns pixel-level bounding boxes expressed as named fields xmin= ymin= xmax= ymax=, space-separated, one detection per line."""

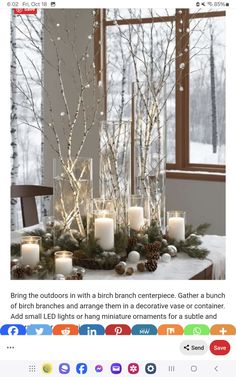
xmin=11 ymin=10 xmax=103 ymax=238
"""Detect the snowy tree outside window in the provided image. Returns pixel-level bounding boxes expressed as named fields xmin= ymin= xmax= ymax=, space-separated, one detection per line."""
xmin=106 ymin=9 xmax=176 ymax=164
xmin=11 ymin=12 xmax=44 ymax=230
xmin=190 ymin=17 xmax=225 ymax=164
xmin=105 ymin=9 xmax=225 ymax=169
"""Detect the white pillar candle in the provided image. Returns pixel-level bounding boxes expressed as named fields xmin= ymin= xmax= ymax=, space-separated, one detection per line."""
xmin=55 ymin=255 xmax=73 ymax=276
xmin=128 ymin=206 xmax=144 ymax=231
xmin=21 ymin=244 xmax=40 ymax=268
xmin=168 ymin=217 xmax=185 ymax=242
xmin=95 ymin=217 xmax=114 ymax=250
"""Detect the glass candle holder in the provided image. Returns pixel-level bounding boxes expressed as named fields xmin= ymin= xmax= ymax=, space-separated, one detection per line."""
xmin=133 ymin=82 xmax=167 ymax=233
xmin=93 ymin=198 xmax=115 ymax=214
xmin=88 ymin=199 xmax=116 ymax=251
xmin=53 ymin=157 xmax=93 ymax=236
xmin=99 ymin=120 xmax=131 ymax=229
xmin=167 ymin=211 xmax=186 ymax=242
xmin=21 ymin=236 xmax=41 ymax=268
xmin=54 ymin=251 xmax=73 ymax=276
xmin=128 ymin=195 xmax=150 ymax=232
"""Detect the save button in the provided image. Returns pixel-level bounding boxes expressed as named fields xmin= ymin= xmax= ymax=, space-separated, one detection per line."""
xmin=210 ymin=340 xmax=230 ymax=355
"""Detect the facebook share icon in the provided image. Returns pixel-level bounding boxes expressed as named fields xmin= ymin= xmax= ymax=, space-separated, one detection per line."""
xmin=76 ymin=363 xmax=88 ymax=374
xmin=8 ymin=326 xmax=19 ymax=335
xmin=0 ymin=324 xmax=26 ymax=336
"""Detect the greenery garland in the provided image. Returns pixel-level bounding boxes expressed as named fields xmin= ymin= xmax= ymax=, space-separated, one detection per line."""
xmin=11 ymin=221 xmax=210 ymax=273
xmin=128 ymin=221 xmax=210 ymax=259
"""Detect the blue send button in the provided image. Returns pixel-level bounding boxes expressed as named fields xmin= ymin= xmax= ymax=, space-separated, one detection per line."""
xmin=132 ymin=325 xmax=157 ymax=335
xmin=27 ymin=324 xmax=52 ymax=335
xmin=0 ymin=324 xmax=26 ymax=335
xmin=79 ymin=324 xmax=105 ymax=335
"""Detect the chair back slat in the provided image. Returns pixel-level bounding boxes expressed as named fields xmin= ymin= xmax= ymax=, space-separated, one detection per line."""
xmin=11 ymin=185 xmax=53 ymax=198
xmin=11 ymin=185 xmax=53 ymax=227
xmin=21 ymin=197 xmax=39 ymax=227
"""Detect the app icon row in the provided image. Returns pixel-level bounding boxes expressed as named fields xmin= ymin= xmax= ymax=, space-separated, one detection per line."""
xmin=40 ymin=362 xmax=157 ymax=374
xmin=0 ymin=324 xmax=235 ymax=336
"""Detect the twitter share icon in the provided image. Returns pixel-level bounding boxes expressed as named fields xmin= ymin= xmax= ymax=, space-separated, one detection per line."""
xmin=27 ymin=325 xmax=52 ymax=335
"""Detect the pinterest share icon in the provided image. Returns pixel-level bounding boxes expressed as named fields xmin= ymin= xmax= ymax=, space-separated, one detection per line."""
xmin=115 ymin=327 xmax=122 ymax=335
xmin=106 ymin=325 xmax=131 ymax=335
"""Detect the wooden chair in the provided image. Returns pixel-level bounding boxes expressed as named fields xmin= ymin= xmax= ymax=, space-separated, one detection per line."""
xmin=11 ymin=185 xmax=53 ymax=227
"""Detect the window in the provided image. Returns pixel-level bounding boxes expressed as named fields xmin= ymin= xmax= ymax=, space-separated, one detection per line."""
xmin=96 ymin=8 xmax=226 ymax=181
xmin=11 ymin=12 xmax=47 ymax=230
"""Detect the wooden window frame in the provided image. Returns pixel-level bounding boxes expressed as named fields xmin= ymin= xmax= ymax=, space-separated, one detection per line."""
xmin=95 ymin=9 xmax=226 ymax=182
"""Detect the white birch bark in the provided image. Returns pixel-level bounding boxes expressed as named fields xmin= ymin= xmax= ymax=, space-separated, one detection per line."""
xmin=10 ymin=16 xmax=19 ymax=231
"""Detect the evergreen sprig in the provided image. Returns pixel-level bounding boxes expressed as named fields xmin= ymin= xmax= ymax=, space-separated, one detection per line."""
xmin=181 ymin=245 xmax=209 ymax=259
xmin=147 ymin=220 xmax=163 ymax=243
xmin=11 ymin=243 xmax=21 ymax=257
xmin=79 ymin=231 xmax=103 ymax=257
xmin=185 ymin=223 xmax=210 ymax=238
xmin=176 ymin=236 xmax=209 ymax=259
xmin=114 ymin=230 xmax=129 ymax=257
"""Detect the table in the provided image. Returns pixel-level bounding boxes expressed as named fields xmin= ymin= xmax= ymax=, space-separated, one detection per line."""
xmin=11 ymin=227 xmax=225 ymax=280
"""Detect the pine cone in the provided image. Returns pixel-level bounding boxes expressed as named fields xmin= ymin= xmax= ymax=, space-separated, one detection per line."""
xmin=145 ymin=259 xmax=158 ymax=272
xmin=163 ymin=234 xmax=170 ymax=242
xmin=146 ymin=250 xmax=160 ymax=261
xmin=145 ymin=241 xmax=161 ymax=258
xmin=75 ymin=272 xmax=83 ymax=280
xmin=127 ymin=237 xmax=138 ymax=253
xmin=12 ymin=265 xmax=25 ymax=279
xmin=66 ymin=272 xmax=83 ymax=280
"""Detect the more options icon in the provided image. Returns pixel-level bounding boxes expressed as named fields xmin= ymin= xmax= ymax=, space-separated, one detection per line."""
xmin=145 ymin=363 xmax=156 ymax=374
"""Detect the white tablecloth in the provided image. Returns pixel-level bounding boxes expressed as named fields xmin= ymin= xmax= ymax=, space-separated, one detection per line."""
xmin=84 ymin=235 xmax=225 ymax=280
xmin=11 ymin=227 xmax=225 ymax=280
xmin=201 ymin=235 xmax=225 ymax=280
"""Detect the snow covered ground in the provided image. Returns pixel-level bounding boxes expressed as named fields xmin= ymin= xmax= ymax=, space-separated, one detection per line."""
xmin=190 ymin=141 xmax=225 ymax=164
